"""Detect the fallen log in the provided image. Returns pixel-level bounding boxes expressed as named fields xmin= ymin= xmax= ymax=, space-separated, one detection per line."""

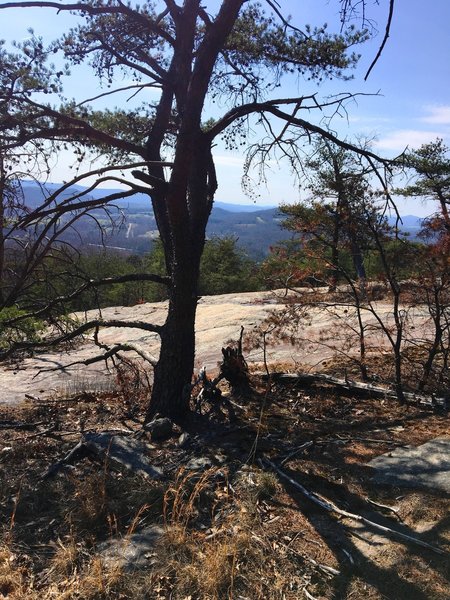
xmin=263 ymin=372 xmax=448 ymax=409
xmin=0 ymin=420 xmax=46 ymax=430
xmin=43 ymin=440 xmax=98 ymax=479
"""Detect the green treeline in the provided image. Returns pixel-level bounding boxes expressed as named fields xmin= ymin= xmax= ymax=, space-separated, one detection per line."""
xmin=4 ymin=232 xmax=432 ymax=315
xmin=17 ymin=236 xmax=264 ymax=313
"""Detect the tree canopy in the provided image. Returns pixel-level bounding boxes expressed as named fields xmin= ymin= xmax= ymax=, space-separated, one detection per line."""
xmin=399 ymin=139 xmax=450 ymax=232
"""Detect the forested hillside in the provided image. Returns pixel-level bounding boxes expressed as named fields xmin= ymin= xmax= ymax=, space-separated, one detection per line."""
xmin=18 ymin=181 xmax=423 ymax=259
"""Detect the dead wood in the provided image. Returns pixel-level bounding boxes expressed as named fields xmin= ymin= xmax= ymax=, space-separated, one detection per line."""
xmin=193 ymin=367 xmax=236 ymax=421
xmin=26 ymin=425 xmax=58 ymax=440
xmin=219 ymin=326 xmax=249 ymax=390
xmin=0 ymin=420 xmax=46 ymax=430
xmin=365 ymin=497 xmax=402 ymax=520
xmin=43 ymin=440 xmax=99 ymax=479
xmin=263 ymin=458 xmax=448 ymax=557
xmin=280 ymin=441 xmax=314 ymax=465
xmin=279 ymin=541 xmax=341 ymax=577
xmin=265 ymin=372 xmax=448 ymax=409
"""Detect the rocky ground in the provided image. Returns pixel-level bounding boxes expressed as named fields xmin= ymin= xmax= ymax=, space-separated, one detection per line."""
xmin=0 ymin=288 xmax=436 ymax=406
xmin=0 ymin=289 xmax=448 ymax=599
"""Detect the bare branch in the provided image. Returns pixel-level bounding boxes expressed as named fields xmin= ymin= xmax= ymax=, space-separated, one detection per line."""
xmin=7 ymin=273 xmax=169 ymax=326
xmin=17 ymin=189 xmax=137 ymax=226
xmin=38 ymin=341 xmax=158 ymax=371
xmin=263 ymin=0 xmax=307 ymax=37
xmin=7 ymin=161 xmax=172 ymax=230
xmin=0 ymin=1 xmax=175 ymax=45
xmin=0 ymin=317 xmax=163 ymax=360
xmin=76 ymin=84 xmax=162 ymax=107
xmin=365 ymin=0 xmax=395 ymax=80
xmin=261 ymin=105 xmax=393 ymax=166
xmin=207 ymin=93 xmax=380 ymax=140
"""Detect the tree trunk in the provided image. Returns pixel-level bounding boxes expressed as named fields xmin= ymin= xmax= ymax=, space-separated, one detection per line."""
xmin=146 ymin=264 xmax=199 ymax=422
xmin=329 ymin=212 xmax=340 ymax=292
xmin=0 ymin=158 xmax=6 ymax=306
xmin=351 ymin=239 xmax=366 ymax=282
xmin=145 ymin=141 xmax=215 ymax=423
xmin=418 ymin=285 xmax=443 ymax=392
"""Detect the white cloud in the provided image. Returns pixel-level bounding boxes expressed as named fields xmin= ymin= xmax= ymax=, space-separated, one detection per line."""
xmin=347 ymin=115 xmax=392 ymax=125
xmin=421 ymin=105 xmax=450 ymax=125
xmin=375 ymin=129 xmax=448 ymax=152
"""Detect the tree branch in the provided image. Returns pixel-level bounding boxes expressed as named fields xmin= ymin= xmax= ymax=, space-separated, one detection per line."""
xmin=37 ymin=341 xmax=158 ymax=371
xmin=0 ymin=1 xmax=175 ymax=45
xmin=207 ymin=93 xmax=379 ymax=140
xmin=18 ymin=99 xmax=147 ymax=157
xmin=6 ymin=273 xmax=170 ymax=326
xmin=0 ymin=317 xmax=163 ymax=360
xmin=364 ymin=0 xmax=395 ymax=80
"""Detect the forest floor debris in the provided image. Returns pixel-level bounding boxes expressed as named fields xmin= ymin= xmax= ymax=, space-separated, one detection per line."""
xmin=0 ymin=372 xmax=449 ymax=599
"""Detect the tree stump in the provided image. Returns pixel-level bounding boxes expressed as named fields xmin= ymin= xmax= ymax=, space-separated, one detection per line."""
xmin=219 ymin=326 xmax=249 ymax=391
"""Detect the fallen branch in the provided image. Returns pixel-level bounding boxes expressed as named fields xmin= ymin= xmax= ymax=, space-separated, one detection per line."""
xmin=26 ymin=425 xmax=58 ymax=440
xmin=43 ymin=440 xmax=98 ymax=479
xmin=263 ymin=458 xmax=448 ymax=556
xmin=265 ymin=372 xmax=448 ymax=409
xmin=366 ymin=497 xmax=402 ymax=520
xmin=321 ymin=435 xmax=403 ymax=447
xmin=303 ymin=588 xmax=319 ymax=600
xmin=280 ymin=541 xmax=340 ymax=577
xmin=280 ymin=441 xmax=314 ymax=465
xmin=0 ymin=420 xmax=45 ymax=430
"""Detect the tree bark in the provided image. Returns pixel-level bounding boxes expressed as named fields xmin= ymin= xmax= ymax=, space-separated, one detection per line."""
xmin=146 ymin=141 xmax=216 ymax=422
xmin=147 ymin=266 xmax=199 ymax=422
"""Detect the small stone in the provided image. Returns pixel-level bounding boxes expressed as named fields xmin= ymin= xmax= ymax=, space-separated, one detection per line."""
xmin=144 ymin=417 xmax=173 ymax=441
xmin=185 ymin=456 xmax=213 ymax=471
xmin=178 ymin=432 xmax=191 ymax=448
xmin=99 ymin=525 xmax=164 ymax=572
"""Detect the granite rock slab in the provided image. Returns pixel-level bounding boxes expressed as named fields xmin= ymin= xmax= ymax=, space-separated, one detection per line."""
xmin=369 ymin=437 xmax=450 ymax=493
xmin=84 ymin=432 xmax=163 ymax=479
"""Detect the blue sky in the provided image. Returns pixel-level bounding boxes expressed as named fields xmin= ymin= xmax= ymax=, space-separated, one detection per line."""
xmin=215 ymin=0 xmax=450 ymax=214
xmin=2 ymin=0 xmax=450 ymax=215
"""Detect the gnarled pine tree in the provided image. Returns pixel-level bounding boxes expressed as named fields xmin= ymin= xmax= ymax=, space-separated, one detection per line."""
xmin=0 ymin=0 xmax=392 ymax=421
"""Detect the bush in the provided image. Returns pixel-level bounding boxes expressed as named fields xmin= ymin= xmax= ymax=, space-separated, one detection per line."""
xmin=0 ymin=306 xmax=44 ymax=351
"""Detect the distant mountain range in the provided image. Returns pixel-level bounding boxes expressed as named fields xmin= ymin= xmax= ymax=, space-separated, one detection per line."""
xmin=18 ymin=181 xmax=424 ymax=260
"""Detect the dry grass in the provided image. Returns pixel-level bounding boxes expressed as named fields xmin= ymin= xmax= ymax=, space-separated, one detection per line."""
xmin=157 ymin=468 xmax=299 ymax=599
